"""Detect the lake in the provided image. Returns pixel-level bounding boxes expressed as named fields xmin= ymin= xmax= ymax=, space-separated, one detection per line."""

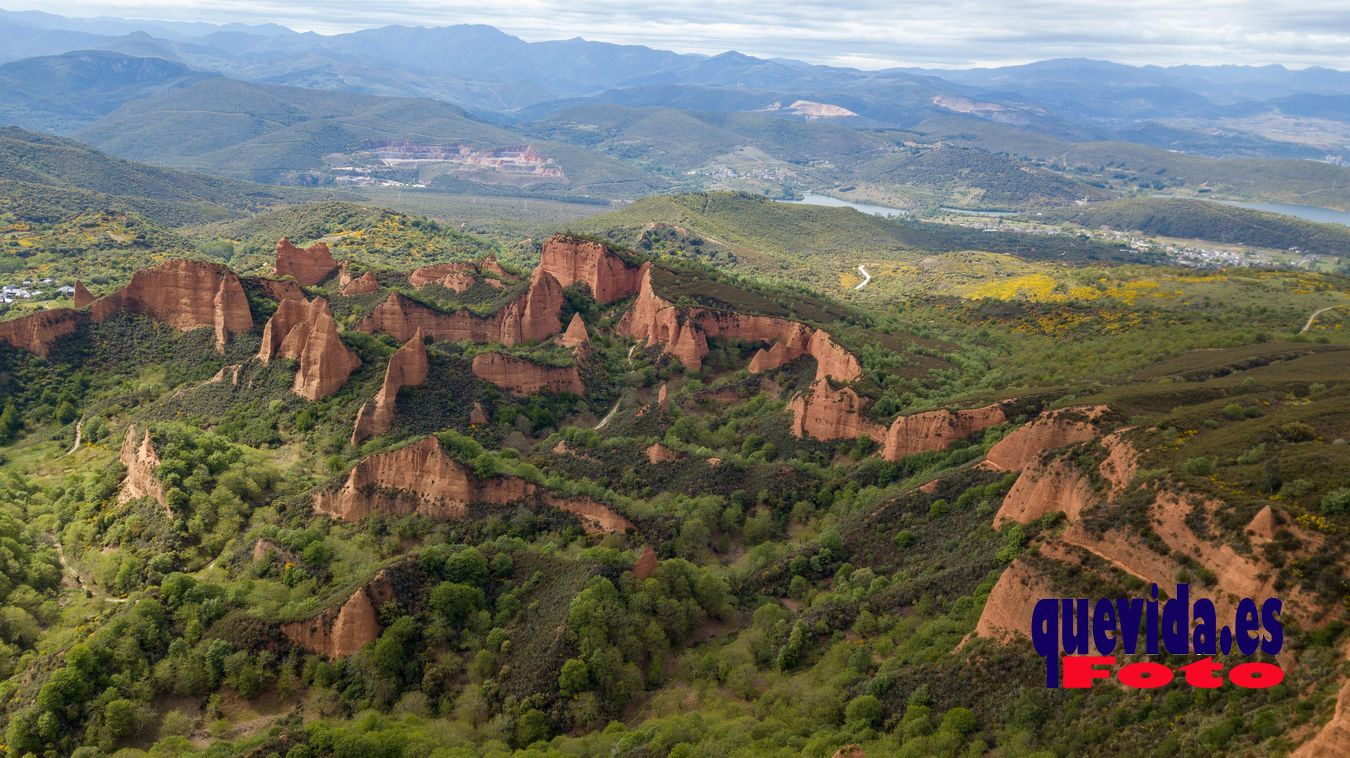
xmin=779 ymin=193 xmax=907 ymax=218
xmin=1154 ymin=196 xmax=1350 ymax=227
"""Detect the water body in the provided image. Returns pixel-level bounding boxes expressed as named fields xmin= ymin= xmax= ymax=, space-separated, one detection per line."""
xmin=1155 ymin=196 xmax=1350 ymax=227
xmin=779 ymin=193 xmax=907 ymax=218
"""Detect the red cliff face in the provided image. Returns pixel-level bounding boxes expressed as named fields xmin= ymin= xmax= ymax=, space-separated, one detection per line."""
xmin=259 ymin=297 xmax=361 ymax=400
xmin=89 ymin=260 xmax=253 ymax=353
xmin=881 ymin=403 xmax=1007 ymax=461
xmin=619 ymin=264 xmax=862 ymax=380
xmin=281 ymin=570 xmax=397 ymax=658
xmin=409 ymin=255 xmax=519 ymax=292
xmin=632 ymin=546 xmax=659 ymax=580
xmin=340 ymin=271 xmax=379 ymax=296
xmin=73 ymin=281 xmax=94 ymax=308
xmin=539 ymin=234 xmax=642 ymax=303
xmin=352 ymin=329 xmax=429 ymax=444
xmin=471 ymin=352 xmax=584 ymax=396
xmin=119 ymin=424 xmax=168 ymax=513
xmin=789 ymin=380 xmax=884 ymax=441
xmin=0 ymin=308 xmax=81 ymax=357
xmin=315 ymin=437 xmax=536 ymax=522
xmin=274 ymin=237 xmax=338 ymax=285
xmin=359 ymin=268 xmax=563 ymax=346
xmin=984 ymin=405 xmax=1108 ymax=471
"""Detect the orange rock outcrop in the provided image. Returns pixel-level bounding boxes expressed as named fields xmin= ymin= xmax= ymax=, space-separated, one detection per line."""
xmin=559 ymin=313 xmax=590 ymax=349
xmin=0 ymin=308 xmax=81 ymax=357
xmin=73 ymin=281 xmax=93 ymax=308
xmin=315 ymin=437 xmax=632 ymax=536
xmin=619 ymin=264 xmax=862 ymax=379
xmin=882 ymin=403 xmax=1006 ymax=460
xmin=789 ymin=380 xmax=881 ymax=441
xmin=281 ymin=570 xmax=397 ymax=658
xmin=984 ymin=405 xmax=1107 ymax=471
xmin=973 ymin=559 xmax=1053 ymax=641
xmin=471 ymin=352 xmax=584 ymax=396
xmin=352 ymin=329 xmax=428 ymax=444
xmin=359 ymin=268 xmax=563 ymax=346
xmin=340 ymin=271 xmax=379 ymax=296
xmin=633 ymin=546 xmax=659 ymax=580
xmin=274 ymin=238 xmax=338 ymax=285
xmin=92 ymin=260 xmax=252 ymax=353
xmin=539 ymin=234 xmax=642 ymax=303
xmin=646 ymin=443 xmax=680 ymax=464
xmin=409 ymin=255 xmax=518 ymax=292
xmin=1293 ymin=641 xmax=1350 ymax=757
xmin=259 ymin=296 xmax=361 ymax=400
xmin=119 ymin=424 xmax=167 ymax=513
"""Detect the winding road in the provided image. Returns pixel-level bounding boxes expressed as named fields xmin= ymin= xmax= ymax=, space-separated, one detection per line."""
xmin=1301 ymin=304 xmax=1345 ymax=334
xmin=854 ymin=265 xmax=872 ymax=290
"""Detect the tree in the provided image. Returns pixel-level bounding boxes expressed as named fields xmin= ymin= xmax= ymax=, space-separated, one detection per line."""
xmin=845 ymin=694 xmax=885 ymax=728
xmin=559 ymin=657 xmax=591 ymax=695
xmin=429 ymin=582 xmax=484 ymax=626
xmin=103 ymin=699 xmax=140 ymax=742
xmin=0 ymin=399 xmax=20 ymax=443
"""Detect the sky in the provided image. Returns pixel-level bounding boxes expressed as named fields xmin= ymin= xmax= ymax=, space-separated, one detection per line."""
xmin=10 ymin=1 xmax=1350 ymax=69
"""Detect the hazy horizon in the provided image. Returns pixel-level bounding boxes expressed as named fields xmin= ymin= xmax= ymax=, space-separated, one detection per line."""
xmin=5 ymin=1 xmax=1349 ymax=71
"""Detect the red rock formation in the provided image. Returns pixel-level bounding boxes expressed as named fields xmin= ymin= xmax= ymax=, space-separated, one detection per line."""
xmin=469 ymin=402 xmax=490 ymax=426
xmin=539 ymin=234 xmax=642 ymax=303
xmin=89 ymin=260 xmax=253 ymax=353
xmin=73 ymin=281 xmax=93 ymax=308
xmin=315 ymin=437 xmax=536 ymax=521
xmin=316 ymin=437 xmax=632 ymax=536
xmin=254 ymin=277 xmax=306 ymax=303
xmin=619 ymin=264 xmax=862 ymax=379
xmin=119 ymin=424 xmax=167 ymax=513
xmin=789 ymin=380 xmax=884 ymax=441
xmin=274 ymin=238 xmax=337 ymax=285
xmin=633 ymin=546 xmax=659 ymax=580
xmin=994 ymin=455 xmax=1098 ymax=527
xmin=646 ymin=443 xmax=680 ymax=464
xmin=882 ymin=403 xmax=1007 ymax=461
xmin=252 ymin=538 xmax=298 ymax=563
xmin=559 ymin=313 xmax=590 ymax=349
xmin=340 ymin=271 xmax=379 ymax=296
xmin=352 ymin=329 xmax=428 ymax=444
xmin=973 ymin=559 xmax=1053 ymax=641
xmin=657 ymin=383 xmax=669 ymax=412
xmin=0 ymin=308 xmax=81 ymax=357
xmin=984 ymin=405 xmax=1108 ymax=471
xmin=259 ymin=297 xmax=361 ymax=400
xmin=359 ymin=268 xmax=563 ymax=346
xmin=281 ymin=570 xmax=396 ymax=658
xmin=832 ymin=745 xmax=866 ymax=758
xmin=409 ymin=255 xmax=519 ymax=291
xmin=209 ymin=364 xmax=241 ymax=385
xmin=471 ymin=352 xmax=583 ymax=396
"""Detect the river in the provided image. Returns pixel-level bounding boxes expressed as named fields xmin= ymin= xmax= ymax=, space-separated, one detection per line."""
xmin=1155 ymin=196 xmax=1350 ymax=227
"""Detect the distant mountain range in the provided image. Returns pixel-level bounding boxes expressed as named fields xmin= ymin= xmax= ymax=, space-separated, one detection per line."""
xmin=0 ymin=9 xmax=1346 ymax=210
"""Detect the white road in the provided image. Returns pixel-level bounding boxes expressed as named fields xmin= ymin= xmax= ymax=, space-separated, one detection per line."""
xmin=1301 ymin=304 xmax=1344 ymax=334
xmin=854 ymin=265 xmax=872 ymax=290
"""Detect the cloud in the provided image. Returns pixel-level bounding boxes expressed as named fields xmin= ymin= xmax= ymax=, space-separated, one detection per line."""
xmin=10 ymin=0 xmax=1350 ymax=68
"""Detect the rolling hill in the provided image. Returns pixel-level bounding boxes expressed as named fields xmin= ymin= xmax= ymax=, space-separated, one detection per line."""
xmin=1030 ymin=198 xmax=1350 ymax=256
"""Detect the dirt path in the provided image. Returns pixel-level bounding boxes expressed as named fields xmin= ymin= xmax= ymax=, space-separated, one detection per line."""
xmin=54 ymin=540 xmax=127 ymax=603
xmin=594 ymin=398 xmax=622 ymax=430
xmin=1301 ymin=304 xmax=1345 ymax=334
xmin=854 ymin=264 xmax=872 ymax=290
xmin=65 ymin=419 xmax=82 ymax=455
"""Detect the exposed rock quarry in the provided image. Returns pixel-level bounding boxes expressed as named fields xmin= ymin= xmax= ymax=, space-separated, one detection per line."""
xmin=352 ymin=329 xmax=428 ymax=444
xmin=259 ymin=296 xmax=361 ymax=400
xmin=340 ymin=271 xmax=379 ymax=296
xmin=0 ymin=308 xmax=81 ymax=357
xmin=619 ymin=264 xmax=862 ymax=379
xmin=539 ymin=234 xmax=642 ymax=303
xmin=984 ymin=405 xmax=1108 ymax=471
xmin=359 ymin=268 xmax=563 ymax=346
xmin=281 ymin=570 xmax=397 ymax=658
xmin=559 ymin=313 xmax=590 ymax=349
xmin=315 ymin=437 xmax=631 ymax=535
xmin=471 ymin=352 xmax=584 ymax=396
xmin=274 ymin=238 xmax=338 ymax=285
xmin=882 ymin=403 xmax=1006 ymax=461
xmin=73 ymin=281 xmax=93 ymax=308
xmin=119 ymin=424 xmax=167 ymax=513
